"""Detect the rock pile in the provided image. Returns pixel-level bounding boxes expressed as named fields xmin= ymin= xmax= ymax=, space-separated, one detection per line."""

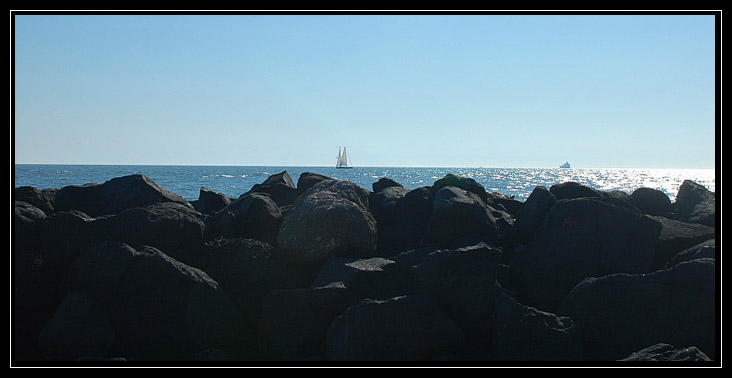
xmin=12 ymin=172 xmax=717 ymax=364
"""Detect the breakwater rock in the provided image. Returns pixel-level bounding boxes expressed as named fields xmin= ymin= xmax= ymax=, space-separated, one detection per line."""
xmin=12 ymin=172 xmax=717 ymax=364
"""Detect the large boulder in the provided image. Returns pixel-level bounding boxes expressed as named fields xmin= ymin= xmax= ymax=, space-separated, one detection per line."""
xmin=558 ymin=258 xmax=716 ymax=361
xmin=414 ymin=243 xmax=504 ymax=346
xmin=325 ymin=295 xmax=466 ymax=361
xmin=277 ymin=180 xmax=377 ymax=263
xmin=430 ymin=173 xmax=488 ymax=201
xmin=37 ymin=291 xmax=116 ymax=361
xmin=258 ymin=283 xmax=352 ymax=361
xmin=375 ymin=187 xmax=434 ymax=255
xmin=649 ymin=216 xmax=715 ymax=269
xmin=96 ymin=202 xmax=205 ymax=265
xmin=491 ymin=293 xmax=582 ymax=361
xmin=204 ymin=192 xmax=282 ymax=244
xmin=247 ymin=171 xmax=298 ymax=207
xmin=424 ymin=186 xmax=499 ymax=247
xmin=515 ymin=186 xmax=556 ymax=244
xmin=63 ymin=241 xmax=245 ymax=361
xmin=369 ymin=186 xmax=409 ymax=224
xmin=549 ymin=181 xmax=604 ymax=200
xmin=195 ymin=237 xmax=307 ymax=358
xmin=15 ymin=186 xmax=56 ymax=215
xmin=510 ymin=198 xmax=662 ymax=312
xmin=631 ymin=187 xmax=673 ymax=216
xmin=665 ymin=239 xmax=715 ymax=268
xmin=14 ymin=201 xmax=47 ymax=250
xmin=311 ymin=256 xmax=411 ymax=301
xmin=674 ymin=180 xmax=715 ymax=227
xmin=54 ymin=174 xmax=192 ymax=217
xmin=619 ymin=343 xmax=712 ymax=362
xmin=295 ymin=172 xmax=334 ymax=197
xmin=38 ymin=202 xmax=205 ymax=268
xmin=13 ymin=202 xmax=57 ymax=361
xmin=193 ymin=187 xmax=231 ymax=214
xmin=372 ymin=177 xmax=403 ymax=193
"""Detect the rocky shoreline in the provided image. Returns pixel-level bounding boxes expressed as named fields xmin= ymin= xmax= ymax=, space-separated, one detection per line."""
xmin=12 ymin=171 xmax=717 ymax=364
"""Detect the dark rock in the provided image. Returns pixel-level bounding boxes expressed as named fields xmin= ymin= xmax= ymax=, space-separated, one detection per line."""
xmin=15 ymin=186 xmax=56 ymax=215
xmin=369 ymin=186 xmax=409 ymax=224
xmin=14 ymin=201 xmax=47 ymax=251
xmin=193 ymin=187 xmax=231 ymax=214
xmin=414 ymin=243 xmax=503 ymax=345
xmin=325 ymin=295 xmax=465 ymax=361
xmin=205 ymin=192 xmax=282 ymax=245
xmin=374 ymin=187 xmax=434 ymax=255
xmin=195 ymin=237 xmax=306 ymax=357
xmin=431 ymin=173 xmax=488 ymax=201
xmin=37 ymin=291 xmax=115 ymax=361
xmin=65 ymin=241 xmax=245 ymax=361
xmin=372 ymin=177 xmax=403 ymax=193
xmin=259 ymin=282 xmax=352 ymax=360
xmin=194 ymin=349 xmax=236 ymax=361
xmin=632 ymin=187 xmax=673 ymax=216
xmin=54 ymin=174 xmax=192 ymax=217
xmin=602 ymin=190 xmax=640 ymax=212
xmin=650 ymin=216 xmax=715 ymax=269
xmin=510 ymin=198 xmax=662 ymax=312
xmin=394 ymin=186 xmax=434 ymax=226
xmin=295 ymin=172 xmax=334 ymax=197
xmin=516 ymin=186 xmax=556 ymax=244
xmin=549 ymin=181 xmax=604 ymax=200
xmin=486 ymin=192 xmax=523 ymax=217
xmin=311 ymin=256 xmax=411 ymax=301
xmin=491 ymin=293 xmax=582 ymax=361
xmin=619 ymin=343 xmax=712 ymax=362
xmin=97 ymin=202 xmax=205 ymax=266
xmin=665 ymin=239 xmax=715 ymax=268
xmin=424 ymin=186 xmax=499 ymax=247
xmin=277 ymin=180 xmax=377 ymax=263
xmin=675 ymin=180 xmax=715 ymax=227
xmin=558 ymin=258 xmax=716 ymax=361
xmin=38 ymin=210 xmax=100 ymax=267
xmin=248 ymin=171 xmax=298 ymax=207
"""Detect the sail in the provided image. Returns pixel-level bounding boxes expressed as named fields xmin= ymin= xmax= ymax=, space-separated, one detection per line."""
xmin=336 ymin=146 xmax=351 ymax=168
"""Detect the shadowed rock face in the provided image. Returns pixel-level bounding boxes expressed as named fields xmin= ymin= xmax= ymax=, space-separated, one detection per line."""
xmin=510 ymin=198 xmax=661 ymax=312
xmin=631 ymin=187 xmax=672 ymax=216
xmin=13 ymin=173 xmax=717 ymax=363
xmin=326 ymin=295 xmax=465 ymax=361
xmin=54 ymin=174 xmax=192 ymax=217
xmin=558 ymin=258 xmax=716 ymax=361
xmin=491 ymin=293 xmax=582 ymax=361
xmin=63 ymin=241 xmax=245 ymax=361
xmin=425 ymin=186 xmax=499 ymax=247
xmin=277 ymin=180 xmax=377 ymax=263
xmin=674 ymin=180 xmax=715 ymax=227
xmin=619 ymin=343 xmax=712 ymax=362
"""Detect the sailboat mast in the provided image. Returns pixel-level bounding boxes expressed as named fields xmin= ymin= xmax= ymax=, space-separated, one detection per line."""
xmin=337 ymin=147 xmax=342 ymax=167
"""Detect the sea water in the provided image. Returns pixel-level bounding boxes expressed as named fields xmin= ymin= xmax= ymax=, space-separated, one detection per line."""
xmin=13 ymin=164 xmax=716 ymax=202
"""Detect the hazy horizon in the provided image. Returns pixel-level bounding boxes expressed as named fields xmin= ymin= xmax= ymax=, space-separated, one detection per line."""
xmin=13 ymin=12 xmax=717 ymax=169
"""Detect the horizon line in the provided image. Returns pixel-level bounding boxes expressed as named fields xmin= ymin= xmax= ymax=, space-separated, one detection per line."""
xmin=12 ymin=162 xmax=717 ymax=170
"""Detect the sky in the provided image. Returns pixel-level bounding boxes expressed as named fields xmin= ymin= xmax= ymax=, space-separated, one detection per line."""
xmin=12 ymin=13 xmax=717 ymax=168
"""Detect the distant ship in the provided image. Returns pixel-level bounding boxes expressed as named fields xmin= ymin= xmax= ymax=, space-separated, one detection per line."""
xmin=560 ymin=161 xmax=571 ymax=168
xmin=336 ymin=146 xmax=353 ymax=169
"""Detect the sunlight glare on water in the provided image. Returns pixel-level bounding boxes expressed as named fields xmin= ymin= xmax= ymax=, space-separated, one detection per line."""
xmin=14 ymin=165 xmax=715 ymax=202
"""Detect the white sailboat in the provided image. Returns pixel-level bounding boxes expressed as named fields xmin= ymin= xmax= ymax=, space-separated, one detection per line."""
xmin=336 ymin=146 xmax=353 ymax=169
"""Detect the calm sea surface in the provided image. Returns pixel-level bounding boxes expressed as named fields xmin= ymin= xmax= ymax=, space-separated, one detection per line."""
xmin=13 ymin=165 xmax=716 ymax=202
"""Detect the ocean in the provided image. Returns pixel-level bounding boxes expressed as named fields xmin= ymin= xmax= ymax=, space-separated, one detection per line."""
xmin=13 ymin=164 xmax=716 ymax=203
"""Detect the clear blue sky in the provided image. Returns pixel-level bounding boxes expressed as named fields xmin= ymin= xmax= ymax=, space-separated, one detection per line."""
xmin=13 ymin=13 xmax=717 ymax=168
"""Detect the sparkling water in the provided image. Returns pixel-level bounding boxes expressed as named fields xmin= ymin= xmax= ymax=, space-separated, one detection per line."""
xmin=13 ymin=164 xmax=716 ymax=202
